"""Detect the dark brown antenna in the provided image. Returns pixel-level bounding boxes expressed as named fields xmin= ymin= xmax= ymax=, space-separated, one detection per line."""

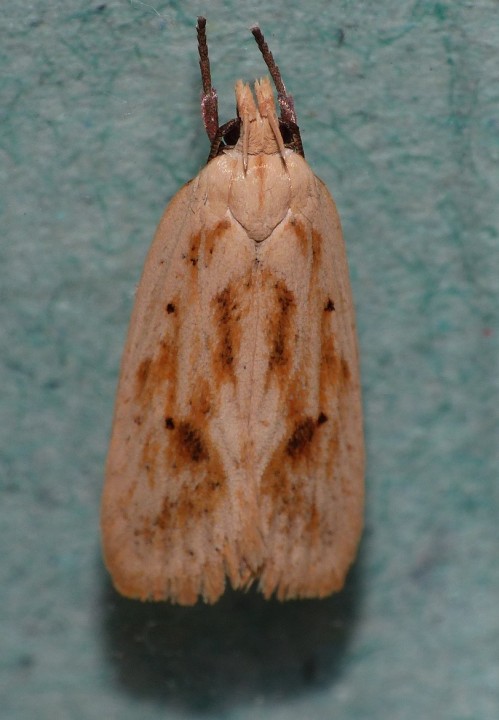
xmin=250 ymin=25 xmax=297 ymax=125
xmin=197 ymin=17 xmax=219 ymax=142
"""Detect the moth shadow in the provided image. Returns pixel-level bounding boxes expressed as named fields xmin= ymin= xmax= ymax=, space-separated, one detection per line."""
xmin=98 ymin=547 xmax=365 ymax=714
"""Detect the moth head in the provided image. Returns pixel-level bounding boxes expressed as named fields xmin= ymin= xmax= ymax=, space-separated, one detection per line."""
xmin=198 ymin=20 xmax=304 ymax=165
xmin=234 ymin=77 xmax=286 ymax=167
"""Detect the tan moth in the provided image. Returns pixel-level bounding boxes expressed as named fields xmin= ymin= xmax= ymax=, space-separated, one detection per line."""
xmin=102 ymin=18 xmax=364 ymax=605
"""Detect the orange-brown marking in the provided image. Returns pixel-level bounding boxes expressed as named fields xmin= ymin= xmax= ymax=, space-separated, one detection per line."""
xmin=189 ymin=376 xmax=212 ymax=422
xmin=261 ymin=407 xmax=322 ymax=528
xmin=267 ymin=279 xmax=296 ymax=374
xmin=262 ymin=405 xmax=341 ymax=540
xmin=176 ymin=421 xmax=208 ymax=463
xmin=185 ymin=231 xmax=201 ymax=267
xmin=341 ymin=357 xmax=351 ymax=382
xmin=163 ymin=378 xmax=210 ymax=438
xmin=319 ymin=334 xmax=341 ymax=417
xmin=320 ymin=339 xmax=351 ymax=402
xmin=134 ymin=339 xmax=173 ymax=408
xmin=318 ymin=310 xmax=348 ymax=492
xmin=205 ymin=218 xmax=231 ymax=264
xmin=290 ymin=217 xmax=309 ymax=256
xmin=321 ymin=324 xmax=349 ymax=386
xmin=134 ymin=294 xmax=181 ymax=410
xmin=135 ymin=357 xmax=152 ymax=396
xmin=155 ymin=420 xmax=228 ymax=532
xmin=212 ymin=282 xmax=243 ymax=382
xmin=286 ymin=417 xmax=315 ymax=458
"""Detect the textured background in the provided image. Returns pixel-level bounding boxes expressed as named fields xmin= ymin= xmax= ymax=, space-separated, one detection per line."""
xmin=2 ymin=1 xmax=498 ymax=718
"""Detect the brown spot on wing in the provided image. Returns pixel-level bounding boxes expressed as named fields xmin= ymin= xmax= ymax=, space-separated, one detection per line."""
xmin=134 ymin=339 xmax=174 ymax=408
xmin=213 ymin=288 xmax=236 ymax=372
xmin=173 ymin=472 xmax=225 ymax=529
xmin=260 ymin=409 xmax=341 ymax=598
xmin=134 ymin=298 xmax=180 ymax=409
xmin=267 ymin=279 xmax=296 ymax=374
xmin=150 ymin=359 xmax=227 ymax=536
xmin=183 ymin=231 xmax=201 ymax=267
xmin=155 ymin=417 xmax=228 ymax=532
xmin=176 ymin=421 xmax=208 ymax=463
xmin=261 ymin=398 xmax=331 ymax=529
xmin=286 ymin=417 xmax=315 ymax=458
xmin=211 ymin=279 xmax=246 ymax=382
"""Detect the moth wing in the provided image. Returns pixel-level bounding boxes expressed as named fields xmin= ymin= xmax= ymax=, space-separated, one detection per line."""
xmin=254 ymin=155 xmax=364 ymax=600
xmin=102 ymin=164 xmax=265 ymax=605
xmin=103 ymin=153 xmax=364 ymax=605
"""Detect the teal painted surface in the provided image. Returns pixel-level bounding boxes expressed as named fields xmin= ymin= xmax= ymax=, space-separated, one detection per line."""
xmin=1 ymin=1 xmax=498 ymax=718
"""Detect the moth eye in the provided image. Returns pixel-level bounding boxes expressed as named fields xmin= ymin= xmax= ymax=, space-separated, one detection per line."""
xmin=222 ymin=121 xmax=241 ymax=147
xmin=279 ymin=121 xmax=294 ymax=145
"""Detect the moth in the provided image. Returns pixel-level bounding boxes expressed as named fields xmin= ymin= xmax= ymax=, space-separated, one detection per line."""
xmin=102 ymin=18 xmax=364 ymax=605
